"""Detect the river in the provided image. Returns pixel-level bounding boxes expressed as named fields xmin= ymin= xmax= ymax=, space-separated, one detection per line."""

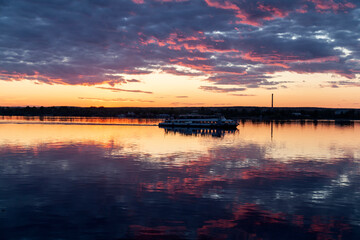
xmin=0 ymin=117 xmax=359 ymax=239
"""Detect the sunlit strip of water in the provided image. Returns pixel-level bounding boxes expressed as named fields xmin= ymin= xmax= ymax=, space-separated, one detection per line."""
xmin=0 ymin=121 xmax=158 ymax=126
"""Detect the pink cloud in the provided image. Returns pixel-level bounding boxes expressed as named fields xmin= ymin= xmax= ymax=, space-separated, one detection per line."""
xmin=140 ymin=31 xmax=238 ymax=54
xmin=132 ymin=0 xmax=145 ymax=4
xmin=155 ymin=0 xmax=189 ymax=2
xmin=296 ymin=5 xmax=309 ymax=13
xmin=205 ymin=0 xmax=261 ymax=26
xmin=204 ymin=0 xmax=239 ymax=11
xmin=309 ymin=0 xmax=356 ymax=12
xmin=242 ymin=51 xmax=339 ymax=69
xmin=258 ymin=4 xmax=289 ymax=20
xmin=205 ymin=0 xmax=294 ymax=27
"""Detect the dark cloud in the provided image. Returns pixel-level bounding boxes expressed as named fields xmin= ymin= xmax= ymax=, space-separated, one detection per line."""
xmin=126 ymin=79 xmax=142 ymax=83
xmin=205 ymin=73 xmax=272 ymax=86
xmin=0 ymin=0 xmax=359 ymax=89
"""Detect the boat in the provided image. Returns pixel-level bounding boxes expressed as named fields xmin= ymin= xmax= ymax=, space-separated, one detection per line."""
xmin=158 ymin=115 xmax=238 ymax=129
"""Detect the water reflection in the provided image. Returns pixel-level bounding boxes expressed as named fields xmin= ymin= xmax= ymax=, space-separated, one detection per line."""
xmin=0 ymin=119 xmax=360 ymax=239
xmin=0 ymin=115 xmax=161 ymax=125
xmin=334 ymin=119 xmax=354 ymax=127
xmin=161 ymin=126 xmax=238 ymax=138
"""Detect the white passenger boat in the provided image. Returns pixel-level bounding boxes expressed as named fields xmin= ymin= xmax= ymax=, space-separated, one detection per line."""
xmin=158 ymin=115 xmax=238 ymax=129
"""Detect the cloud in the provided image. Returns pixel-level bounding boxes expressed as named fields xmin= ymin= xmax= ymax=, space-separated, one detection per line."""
xmin=97 ymin=87 xmax=153 ymax=94
xmin=171 ymin=102 xmax=205 ymax=106
xmin=0 ymin=0 xmax=359 ymax=89
xmin=199 ymin=86 xmax=246 ymax=93
xmin=132 ymin=0 xmax=145 ymax=4
xmin=321 ymin=80 xmax=360 ymax=88
xmin=125 ymin=79 xmax=142 ymax=83
xmin=309 ymin=0 xmax=356 ymax=12
xmin=230 ymin=94 xmax=256 ymax=97
xmin=78 ymin=97 xmax=154 ymax=102
xmin=176 ymin=96 xmax=188 ymax=98
xmin=160 ymin=66 xmax=203 ymax=76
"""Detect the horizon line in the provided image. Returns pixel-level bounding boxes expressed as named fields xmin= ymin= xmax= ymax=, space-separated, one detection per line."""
xmin=1 ymin=105 xmax=360 ymax=110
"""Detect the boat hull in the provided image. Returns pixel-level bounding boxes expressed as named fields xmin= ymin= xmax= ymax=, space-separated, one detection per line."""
xmin=158 ymin=122 xmax=238 ymax=129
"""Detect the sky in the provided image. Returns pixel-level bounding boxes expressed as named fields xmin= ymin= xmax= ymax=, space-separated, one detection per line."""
xmin=0 ymin=0 xmax=360 ymax=108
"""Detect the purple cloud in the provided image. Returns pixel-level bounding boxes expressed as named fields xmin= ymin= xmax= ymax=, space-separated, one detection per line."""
xmin=0 ymin=0 xmax=358 ymax=91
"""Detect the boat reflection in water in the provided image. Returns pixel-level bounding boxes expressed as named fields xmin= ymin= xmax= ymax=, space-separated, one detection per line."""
xmin=160 ymin=126 xmax=238 ymax=137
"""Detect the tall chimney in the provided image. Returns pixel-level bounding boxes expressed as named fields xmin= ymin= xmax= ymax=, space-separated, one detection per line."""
xmin=271 ymin=93 xmax=274 ymax=108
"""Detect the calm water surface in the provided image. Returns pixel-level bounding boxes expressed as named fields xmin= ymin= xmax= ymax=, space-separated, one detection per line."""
xmin=0 ymin=117 xmax=360 ymax=239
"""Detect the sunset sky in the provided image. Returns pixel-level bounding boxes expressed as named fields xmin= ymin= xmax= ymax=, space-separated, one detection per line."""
xmin=1 ymin=0 xmax=359 ymax=108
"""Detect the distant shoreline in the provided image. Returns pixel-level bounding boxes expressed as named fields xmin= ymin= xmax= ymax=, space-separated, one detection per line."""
xmin=1 ymin=106 xmax=360 ymax=120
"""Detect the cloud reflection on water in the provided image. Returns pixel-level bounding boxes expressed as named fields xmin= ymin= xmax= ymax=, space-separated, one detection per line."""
xmin=0 ymin=120 xmax=359 ymax=239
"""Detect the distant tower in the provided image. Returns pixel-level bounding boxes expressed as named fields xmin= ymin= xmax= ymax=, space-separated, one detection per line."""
xmin=271 ymin=93 xmax=274 ymax=108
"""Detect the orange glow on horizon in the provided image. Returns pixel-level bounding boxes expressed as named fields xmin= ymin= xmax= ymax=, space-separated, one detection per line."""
xmin=0 ymin=71 xmax=359 ymax=108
